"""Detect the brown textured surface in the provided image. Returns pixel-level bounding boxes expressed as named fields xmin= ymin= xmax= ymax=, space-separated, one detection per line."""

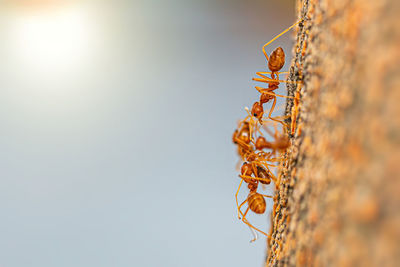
xmin=266 ymin=0 xmax=400 ymax=266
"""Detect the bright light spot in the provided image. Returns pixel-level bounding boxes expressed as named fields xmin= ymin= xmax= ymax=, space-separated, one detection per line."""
xmin=8 ymin=5 xmax=93 ymax=76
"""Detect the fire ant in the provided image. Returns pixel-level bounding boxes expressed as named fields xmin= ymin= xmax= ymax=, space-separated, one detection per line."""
xmin=236 ymin=164 xmax=274 ymax=242
xmin=239 ymin=187 xmax=273 ymax=242
xmin=251 ymin=20 xmax=304 ymax=127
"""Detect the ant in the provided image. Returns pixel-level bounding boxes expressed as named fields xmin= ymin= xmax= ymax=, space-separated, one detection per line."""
xmin=251 ymin=20 xmax=304 ymax=127
xmin=236 ymin=164 xmax=274 ymax=242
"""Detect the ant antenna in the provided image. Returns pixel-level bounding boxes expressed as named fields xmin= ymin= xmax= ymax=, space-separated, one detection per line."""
xmin=262 ymin=20 xmax=303 ymax=61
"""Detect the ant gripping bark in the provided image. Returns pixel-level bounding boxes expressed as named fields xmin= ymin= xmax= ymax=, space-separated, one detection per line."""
xmin=251 ymin=20 xmax=304 ymax=127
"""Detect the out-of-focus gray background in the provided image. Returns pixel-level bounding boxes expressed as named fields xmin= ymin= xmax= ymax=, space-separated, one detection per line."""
xmin=0 ymin=1 xmax=295 ymax=266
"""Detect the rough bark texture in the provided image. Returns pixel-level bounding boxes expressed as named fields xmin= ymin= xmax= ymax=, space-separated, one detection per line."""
xmin=266 ymin=0 xmax=400 ymax=266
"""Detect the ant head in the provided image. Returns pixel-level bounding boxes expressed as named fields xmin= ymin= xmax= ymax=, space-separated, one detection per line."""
xmin=255 ymin=136 xmax=272 ymax=150
xmin=268 ymin=47 xmax=285 ymax=72
xmin=241 ymin=162 xmax=253 ymax=177
xmin=251 ymin=102 xmax=264 ymax=120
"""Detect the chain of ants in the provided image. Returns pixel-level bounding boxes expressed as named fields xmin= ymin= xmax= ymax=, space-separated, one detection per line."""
xmin=232 ymin=20 xmax=303 ymax=243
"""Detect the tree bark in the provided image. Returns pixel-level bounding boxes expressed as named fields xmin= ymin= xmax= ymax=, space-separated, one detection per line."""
xmin=266 ymin=0 xmax=400 ymax=266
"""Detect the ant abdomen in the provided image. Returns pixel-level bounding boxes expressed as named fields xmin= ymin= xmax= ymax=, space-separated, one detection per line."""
xmin=248 ymin=193 xmax=266 ymax=214
xmin=268 ymin=47 xmax=285 ymax=72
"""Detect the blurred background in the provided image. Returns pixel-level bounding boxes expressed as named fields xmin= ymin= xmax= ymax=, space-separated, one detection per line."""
xmin=0 ymin=0 xmax=295 ymax=266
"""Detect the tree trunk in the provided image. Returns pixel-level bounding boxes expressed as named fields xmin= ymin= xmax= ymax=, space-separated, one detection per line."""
xmin=266 ymin=0 xmax=400 ymax=266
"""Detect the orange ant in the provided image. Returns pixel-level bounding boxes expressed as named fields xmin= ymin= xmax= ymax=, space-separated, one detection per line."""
xmin=251 ymin=20 xmax=304 ymax=127
xmin=236 ymin=165 xmax=274 ymax=242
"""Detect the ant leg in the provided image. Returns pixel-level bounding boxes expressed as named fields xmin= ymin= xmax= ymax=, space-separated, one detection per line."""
xmin=261 ymin=120 xmax=286 ymax=138
xmin=241 ymin=207 xmax=258 ymax=242
xmin=254 ymin=155 xmax=278 ymax=165
xmin=235 ymin=179 xmax=244 ymax=219
xmin=257 ymin=156 xmax=280 ymax=165
xmin=250 ymin=126 xmax=264 ymax=142
xmin=255 ymin=71 xmax=289 ymax=80
xmin=244 ymin=107 xmax=261 ymax=144
xmin=255 ymin=87 xmax=297 ymax=100
xmin=250 ymin=161 xmax=259 ymax=177
xmin=250 ymin=161 xmax=278 ymax=183
xmin=260 ymin=194 xmax=273 ymax=198
xmin=248 ymin=225 xmax=258 ymax=243
xmin=239 ymin=197 xmax=276 ymax=242
xmin=237 ymin=115 xmax=251 ymax=129
xmin=256 ymin=71 xmax=289 ymax=76
xmin=260 ymin=157 xmax=280 ymax=164
xmin=237 ymin=112 xmax=259 ymax=136
xmin=241 ymin=207 xmax=271 ymax=241
xmin=238 ymin=198 xmax=248 ymax=220
xmin=234 ymin=138 xmax=252 ymax=150
xmin=291 ymin=90 xmax=301 ymax=135
xmin=253 ymin=77 xmax=302 ymax=85
xmin=239 ymin=174 xmax=272 ymax=184
xmin=260 ymin=164 xmax=278 ymax=183
xmin=267 ymin=96 xmax=288 ymax=128
xmin=262 ymin=20 xmax=303 ymax=62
